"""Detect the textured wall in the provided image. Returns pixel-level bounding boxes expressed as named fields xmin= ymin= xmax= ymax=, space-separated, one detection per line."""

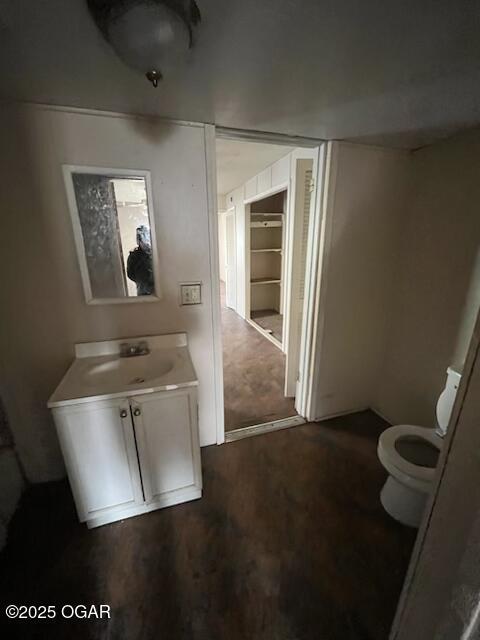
xmin=375 ymin=130 xmax=480 ymax=427
xmin=0 ymin=104 xmax=217 ymax=482
xmin=312 ymin=142 xmax=409 ymax=419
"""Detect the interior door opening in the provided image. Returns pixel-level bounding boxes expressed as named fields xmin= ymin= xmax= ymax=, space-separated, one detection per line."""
xmin=214 ymin=134 xmax=321 ymax=439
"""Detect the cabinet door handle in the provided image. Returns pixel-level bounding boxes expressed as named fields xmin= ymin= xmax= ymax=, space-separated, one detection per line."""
xmin=120 ymin=409 xmax=128 ymax=418
xmin=133 ymin=408 xmax=141 ymax=417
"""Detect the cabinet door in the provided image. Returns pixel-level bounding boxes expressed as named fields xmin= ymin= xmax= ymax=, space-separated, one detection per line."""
xmin=272 ymin=154 xmax=291 ymax=187
xmin=257 ymin=167 xmax=272 ymax=194
xmin=131 ymin=389 xmax=202 ymax=504
xmin=53 ymin=399 xmax=144 ymax=521
xmin=245 ymin=176 xmax=258 ymax=200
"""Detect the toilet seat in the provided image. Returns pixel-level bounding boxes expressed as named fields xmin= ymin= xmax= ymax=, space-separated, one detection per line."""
xmin=378 ymin=425 xmax=442 ymax=493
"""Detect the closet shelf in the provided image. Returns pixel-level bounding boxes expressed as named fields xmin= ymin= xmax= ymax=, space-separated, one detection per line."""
xmin=250 ymin=248 xmax=282 ymax=253
xmin=250 ymin=221 xmax=283 ymax=228
xmin=250 ymin=212 xmax=284 ymax=217
xmin=250 ymin=277 xmax=282 ymax=285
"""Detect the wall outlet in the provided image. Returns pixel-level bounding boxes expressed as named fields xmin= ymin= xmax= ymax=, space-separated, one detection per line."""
xmin=180 ymin=282 xmax=202 ymax=305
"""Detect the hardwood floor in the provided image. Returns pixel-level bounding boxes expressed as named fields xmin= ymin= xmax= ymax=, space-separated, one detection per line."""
xmin=221 ymin=281 xmax=296 ymax=431
xmin=0 ymin=411 xmax=416 ymax=640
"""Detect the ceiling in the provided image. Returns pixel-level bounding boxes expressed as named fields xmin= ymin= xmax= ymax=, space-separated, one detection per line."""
xmin=216 ymin=139 xmax=293 ymax=196
xmin=1 ymin=1 xmax=480 ymax=148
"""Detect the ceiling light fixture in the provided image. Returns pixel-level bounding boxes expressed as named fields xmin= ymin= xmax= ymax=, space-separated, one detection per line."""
xmin=87 ymin=0 xmax=201 ymax=87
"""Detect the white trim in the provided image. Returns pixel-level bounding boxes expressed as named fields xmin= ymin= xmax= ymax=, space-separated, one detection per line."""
xmin=216 ymin=126 xmax=324 ymax=148
xmin=246 ymin=317 xmax=283 ymax=350
xmin=209 ymin=127 xmax=327 ymax=443
xmin=1 ymin=99 xmax=205 ymax=129
xmin=63 ymin=164 xmax=162 ymax=305
xmin=284 ymin=151 xmax=318 ymax=397
xmin=225 ymin=209 xmax=237 ymax=310
xmin=225 ymin=415 xmax=305 ymax=442
xmin=243 ymin=181 xmax=290 ymax=205
xmin=296 ymin=143 xmax=328 ymax=418
xmin=306 ymin=143 xmax=332 ymax=419
xmin=304 ymin=142 xmax=336 ymax=420
xmin=310 ymin=406 xmax=370 ymax=423
xmin=204 ymin=124 xmax=225 ymax=445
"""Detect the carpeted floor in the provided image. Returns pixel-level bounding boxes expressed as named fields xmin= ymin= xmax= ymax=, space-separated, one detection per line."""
xmin=221 ymin=281 xmax=296 ymax=431
xmin=251 ymin=309 xmax=283 ymax=343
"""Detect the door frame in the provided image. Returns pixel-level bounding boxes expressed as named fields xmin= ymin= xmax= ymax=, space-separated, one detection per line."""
xmin=205 ymin=124 xmax=326 ymax=444
xmin=283 ymin=150 xmax=319 ymax=398
xmin=224 ymin=207 xmax=237 ymax=309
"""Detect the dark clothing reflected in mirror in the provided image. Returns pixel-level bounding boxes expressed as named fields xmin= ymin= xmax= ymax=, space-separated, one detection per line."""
xmin=127 ymin=247 xmax=154 ymax=295
xmin=127 ymin=225 xmax=154 ymax=295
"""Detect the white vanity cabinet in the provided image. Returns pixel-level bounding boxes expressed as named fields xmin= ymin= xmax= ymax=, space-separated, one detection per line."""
xmin=52 ymin=387 xmax=202 ymax=529
xmin=131 ymin=389 xmax=201 ymax=506
xmin=53 ymin=397 xmax=144 ymax=522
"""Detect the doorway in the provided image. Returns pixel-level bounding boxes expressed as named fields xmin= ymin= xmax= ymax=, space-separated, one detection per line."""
xmin=214 ymin=132 xmax=323 ymax=440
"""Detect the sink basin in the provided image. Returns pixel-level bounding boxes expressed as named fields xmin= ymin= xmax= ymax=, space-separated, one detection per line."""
xmin=47 ymin=333 xmax=199 ymax=409
xmin=85 ymin=354 xmax=174 ymax=387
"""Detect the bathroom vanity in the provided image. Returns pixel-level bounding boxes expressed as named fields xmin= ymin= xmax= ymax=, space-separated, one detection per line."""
xmin=48 ymin=333 xmax=201 ymax=528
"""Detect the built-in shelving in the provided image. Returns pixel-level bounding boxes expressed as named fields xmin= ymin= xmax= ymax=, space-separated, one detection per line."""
xmin=250 ymin=213 xmax=284 ymax=217
xmin=251 ymin=277 xmax=282 ymax=285
xmin=248 ymin=190 xmax=287 ymax=350
xmin=250 ymin=221 xmax=283 ymax=228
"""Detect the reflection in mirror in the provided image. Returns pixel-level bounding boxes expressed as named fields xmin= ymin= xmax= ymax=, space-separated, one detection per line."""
xmin=65 ymin=168 xmax=159 ymax=303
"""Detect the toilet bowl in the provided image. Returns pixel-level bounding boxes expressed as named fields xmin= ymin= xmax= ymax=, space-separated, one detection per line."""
xmin=377 ymin=366 xmax=461 ymax=527
xmin=378 ymin=425 xmax=441 ymax=526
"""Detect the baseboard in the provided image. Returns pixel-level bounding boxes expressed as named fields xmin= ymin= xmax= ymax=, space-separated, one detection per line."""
xmin=369 ymin=406 xmax=394 ymax=425
xmin=310 ymin=406 xmax=370 ymax=423
xmin=225 ymin=415 xmax=305 ymax=442
xmin=245 ymin=318 xmax=283 ymax=352
xmin=312 ymin=406 xmax=395 ymax=425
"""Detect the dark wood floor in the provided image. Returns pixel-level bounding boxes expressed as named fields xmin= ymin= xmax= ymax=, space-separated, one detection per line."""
xmin=0 ymin=411 xmax=416 ymax=640
xmin=221 ymin=282 xmax=296 ymax=431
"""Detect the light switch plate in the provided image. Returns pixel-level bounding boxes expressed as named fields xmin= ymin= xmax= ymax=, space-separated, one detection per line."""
xmin=180 ymin=282 xmax=202 ymax=305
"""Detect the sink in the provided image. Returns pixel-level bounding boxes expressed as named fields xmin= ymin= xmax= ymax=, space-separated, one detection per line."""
xmin=48 ymin=333 xmax=199 ymax=409
xmin=85 ymin=354 xmax=174 ymax=387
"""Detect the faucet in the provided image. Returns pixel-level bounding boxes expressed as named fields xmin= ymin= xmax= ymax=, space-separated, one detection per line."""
xmin=120 ymin=341 xmax=150 ymax=358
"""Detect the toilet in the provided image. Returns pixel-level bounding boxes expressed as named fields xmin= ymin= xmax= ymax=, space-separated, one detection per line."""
xmin=377 ymin=366 xmax=462 ymax=527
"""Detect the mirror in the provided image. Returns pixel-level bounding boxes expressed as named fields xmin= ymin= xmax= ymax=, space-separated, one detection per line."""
xmin=64 ymin=166 xmax=160 ymax=304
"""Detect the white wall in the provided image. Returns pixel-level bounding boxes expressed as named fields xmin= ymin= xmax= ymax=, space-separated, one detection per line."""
xmin=312 ymin=142 xmax=409 ymax=419
xmin=0 ymin=104 xmax=217 ymax=482
xmin=375 ymin=130 xmax=480 ymax=427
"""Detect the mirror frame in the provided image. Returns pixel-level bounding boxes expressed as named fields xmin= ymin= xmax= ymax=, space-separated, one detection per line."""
xmin=63 ymin=165 xmax=162 ymax=305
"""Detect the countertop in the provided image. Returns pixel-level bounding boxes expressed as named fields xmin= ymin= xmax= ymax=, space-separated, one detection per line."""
xmin=48 ymin=333 xmax=198 ymax=409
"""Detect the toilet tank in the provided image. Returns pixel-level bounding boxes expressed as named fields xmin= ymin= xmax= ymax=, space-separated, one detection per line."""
xmin=435 ymin=366 xmax=462 ymax=437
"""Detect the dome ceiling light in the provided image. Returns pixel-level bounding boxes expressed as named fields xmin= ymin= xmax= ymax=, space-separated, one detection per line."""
xmin=87 ymin=0 xmax=201 ymax=87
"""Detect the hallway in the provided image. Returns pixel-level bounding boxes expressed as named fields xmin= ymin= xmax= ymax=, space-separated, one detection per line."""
xmin=220 ymin=282 xmax=296 ymax=431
